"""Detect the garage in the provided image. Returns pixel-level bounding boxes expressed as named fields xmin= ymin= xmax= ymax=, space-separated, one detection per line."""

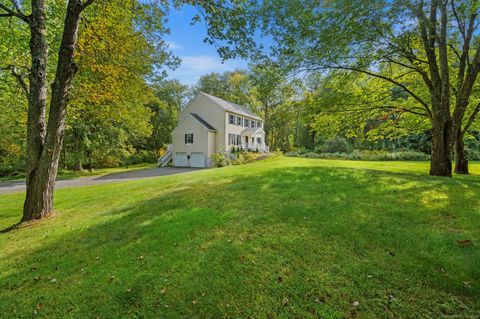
xmin=190 ymin=152 xmax=205 ymax=168
xmin=174 ymin=152 xmax=188 ymax=167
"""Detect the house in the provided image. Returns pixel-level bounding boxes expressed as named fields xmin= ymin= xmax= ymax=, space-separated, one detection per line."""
xmin=158 ymin=92 xmax=268 ymax=168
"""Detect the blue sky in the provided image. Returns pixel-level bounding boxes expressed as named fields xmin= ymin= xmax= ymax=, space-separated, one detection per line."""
xmin=163 ymin=6 xmax=250 ymax=86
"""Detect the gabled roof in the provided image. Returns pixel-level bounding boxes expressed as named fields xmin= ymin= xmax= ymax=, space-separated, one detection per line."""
xmin=190 ymin=113 xmax=216 ymax=131
xmin=199 ymin=91 xmax=263 ymax=121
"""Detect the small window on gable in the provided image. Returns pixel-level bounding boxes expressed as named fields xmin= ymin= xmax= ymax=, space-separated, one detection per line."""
xmin=185 ymin=133 xmax=193 ymax=144
xmin=229 ymin=114 xmax=236 ymax=125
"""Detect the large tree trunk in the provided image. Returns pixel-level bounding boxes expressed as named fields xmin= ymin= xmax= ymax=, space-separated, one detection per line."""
xmin=429 ymin=101 xmax=453 ymax=177
xmin=22 ymin=0 xmax=88 ymax=222
xmin=430 ymin=124 xmax=452 ymax=177
xmin=22 ymin=0 xmax=50 ymax=221
xmin=454 ymin=130 xmax=469 ymax=174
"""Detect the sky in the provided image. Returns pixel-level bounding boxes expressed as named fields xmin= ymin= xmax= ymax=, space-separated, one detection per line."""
xmin=163 ymin=6 xmax=249 ymax=86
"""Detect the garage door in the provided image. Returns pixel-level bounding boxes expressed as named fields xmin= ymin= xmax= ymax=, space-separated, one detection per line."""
xmin=190 ymin=152 xmax=205 ymax=168
xmin=174 ymin=152 xmax=188 ymax=167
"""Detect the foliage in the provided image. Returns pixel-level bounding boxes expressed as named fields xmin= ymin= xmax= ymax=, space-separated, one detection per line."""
xmin=1 ymin=157 xmax=480 ymax=317
xmin=210 ymin=152 xmax=231 ymax=167
xmin=316 ymin=136 xmax=351 ymax=154
xmin=193 ymin=70 xmax=256 ymax=107
xmin=287 ymin=149 xmax=431 ymax=161
xmin=147 ymin=80 xmax=189 ymax=156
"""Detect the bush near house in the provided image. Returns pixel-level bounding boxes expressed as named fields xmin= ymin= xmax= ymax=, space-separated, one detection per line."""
xmin=211 ymin=151 xmax=269 ymax=167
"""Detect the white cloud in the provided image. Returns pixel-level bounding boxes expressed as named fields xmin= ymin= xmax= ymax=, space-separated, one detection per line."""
xmin=165 ymin=41 xmax=183 ymax=51
xmin=180 ymin=55 xmax=229 ymax=72
xmin=168 ymin=55 xmax=247 ymax=85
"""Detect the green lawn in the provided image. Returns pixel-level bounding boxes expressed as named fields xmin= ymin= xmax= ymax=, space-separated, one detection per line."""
xmin=0 ymin=157 xmax=479 ymax=318
xmin=0 ymin=163 xmax=157 ymax=182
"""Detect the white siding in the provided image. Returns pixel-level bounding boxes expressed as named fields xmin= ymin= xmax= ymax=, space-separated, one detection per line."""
xmin=224 ymin=112 xmax=264 ymax=152
xmin=172 ymin=115 xmax=211 ymax=167
xmin=179 ymin=94 xmax=226 ymax=152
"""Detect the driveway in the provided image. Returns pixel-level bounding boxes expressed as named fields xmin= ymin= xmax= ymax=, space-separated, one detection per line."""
xmin=0 ymin=167 xmax=202 ymax=195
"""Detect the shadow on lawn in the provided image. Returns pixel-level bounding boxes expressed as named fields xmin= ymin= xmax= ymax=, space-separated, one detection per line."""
xmin=1 ymin=165 xmax=480 ymax=317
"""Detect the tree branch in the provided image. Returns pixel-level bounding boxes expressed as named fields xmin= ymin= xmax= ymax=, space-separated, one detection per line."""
xmin=0 ymin=65 xmax=29 ymax=96
xmin=0 ymin=1 xmax=28 ymax=22
xmin=324 ymin=63 xmax=433 ymax=120
xmin=79 ymin=0 xmax=95 ymax=12
xmin=462 ymin=102 xmax=480 ymax=135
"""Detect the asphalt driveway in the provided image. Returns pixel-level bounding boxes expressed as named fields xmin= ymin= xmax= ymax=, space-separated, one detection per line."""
xmin=0 ymin=167 xmax=202 ymax=195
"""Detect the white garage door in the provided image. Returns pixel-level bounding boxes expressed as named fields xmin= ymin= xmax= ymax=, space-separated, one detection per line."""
xmin=190 ymin=152 xmax=205 ymax=168
xmin=174 ymin=152 xmax=188 ymax=167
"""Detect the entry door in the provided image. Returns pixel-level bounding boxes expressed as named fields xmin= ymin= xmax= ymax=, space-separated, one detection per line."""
xmin=244 ymin=136 xmax=249 ymax=148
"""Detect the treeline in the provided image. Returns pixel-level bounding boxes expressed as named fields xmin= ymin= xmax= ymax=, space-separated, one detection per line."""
xmin=5 ymin=59 xmax=480 ymax=177
xmin=0 ymin=0 xmax=184 ymax=176
xmin=3 ymin=0 xmax=480 ymax=179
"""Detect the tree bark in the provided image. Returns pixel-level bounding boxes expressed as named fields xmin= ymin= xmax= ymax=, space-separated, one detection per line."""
xmin=22 ymin=0 xmax=90 ymax=222
xmin=22 ymin=0 xmax=50 ymax=221
xmin=454 ymin=130 xmax=469 ymax=174
xmin=429 ymin=121 xmax=452 ymax=177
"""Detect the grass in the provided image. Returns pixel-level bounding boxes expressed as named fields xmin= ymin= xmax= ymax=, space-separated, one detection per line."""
xmin=0 ymin=163 xmax=157 ymax=182
xmin=0 ymin=157 xmax=479 ymax=318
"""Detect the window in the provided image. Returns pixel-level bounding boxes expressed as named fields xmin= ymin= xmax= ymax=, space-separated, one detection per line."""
xmin=244 ymin=119 xmax=250 ymax=128
xmin=185 ymin=133 xmax=193 ymax=144
xmin=251 ymin=120 xmax=256 ymax=128
xmin=229 ymin=134 xmax=242 ymax=146
xmin=257 ymin=121 xmax=262 ymax=128
xmin=228 ymin=133 xmax=235 ymax=145
xmin=229 ymin=114 xmax=236 ymax=125
xmin=237 ymin=116 xmax=243 ymax=126
xmin=257 ymin=137 xmax=262 ymax=144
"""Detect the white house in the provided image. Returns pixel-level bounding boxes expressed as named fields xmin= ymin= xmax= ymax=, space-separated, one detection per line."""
xmin=158 ymin=92 xmax=268 ymax=168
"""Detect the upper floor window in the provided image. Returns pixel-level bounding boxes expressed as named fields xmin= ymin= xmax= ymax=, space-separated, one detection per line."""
xmin=251 ymin=120 xmax=256 ymax=128
xmin=237 ymin=116 xmax=243 ymax=126
xmin=185 ymin=133 xmax=193 ymax=144
xmin=244 ymin=119 xmax=250 ymax=127
xmin=257 ymin=121 xmax=262 ymax=128
xmin=228 ymin=114 xmax=236 ymax=125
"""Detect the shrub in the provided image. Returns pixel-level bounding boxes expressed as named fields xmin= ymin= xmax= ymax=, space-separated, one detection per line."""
xmin=124 ymin=150 xmax=158 ymax=165
xmin=286 ymin=149 xmax=430 ymax=161
xmin=317 ymin=136 xmax=351 ymax=153
xmin=211 ymin=152 xmax=231 ymax=167
xmin=465 ymin=146 xmax=480 ymax=161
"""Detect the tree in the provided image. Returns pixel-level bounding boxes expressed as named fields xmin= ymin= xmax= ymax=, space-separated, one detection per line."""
xmin=1 ymin=0 xmax=258 ymax=222
xmin=0 ymin=0 xmax=97 ymax=221
xmin=305 ymin=70 xmax=432 ymax=150
xmin=258 ymin=0 xmax=480 ymax=176
xmin=147 ymin=80 xmax=188 ymax=155
xmin=249 ymin=61 xmax=289 ymax=145
xmin=67 ymin=0 xmax=172 ymax=170
xmin=194 ymin=70 xmax=255 ymax=106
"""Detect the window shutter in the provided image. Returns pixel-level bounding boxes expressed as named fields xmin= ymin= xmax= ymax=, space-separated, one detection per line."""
xmin=191 ymin=134 xmax=193 ymax=144
xmin=185 ymin=134 xmax=187 ymax=144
